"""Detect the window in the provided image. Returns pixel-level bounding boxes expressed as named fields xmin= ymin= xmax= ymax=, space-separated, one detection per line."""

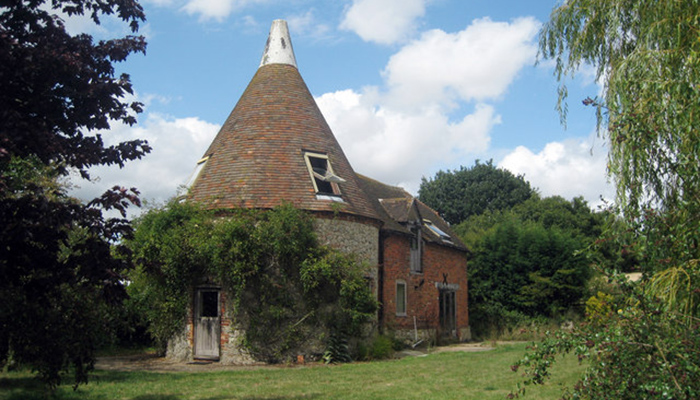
xmin=423 ymin=219 xmax=453 ymax=244
xmin=396 ymin=281 xmax=407 ymax=316
xmin=410 ymin=225 xmax=423 ymax=273
xmin=303 ymin=152 xmax=345 ymax=198
xmin=200 ymin=290 xmax=220 ymax=318
xmin=185 ymin=156 xmax=210 ymax=188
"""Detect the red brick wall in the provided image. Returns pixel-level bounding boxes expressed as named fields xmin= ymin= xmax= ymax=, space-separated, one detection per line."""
xmin=381 ymin=233 xmax=469 ymax=339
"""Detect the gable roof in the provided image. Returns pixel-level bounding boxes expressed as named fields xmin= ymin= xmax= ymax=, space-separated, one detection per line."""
xmin=356 ymin=174 xmax=468 ymax=252
xmin=187 ymin=21 xmax=379 ymax=221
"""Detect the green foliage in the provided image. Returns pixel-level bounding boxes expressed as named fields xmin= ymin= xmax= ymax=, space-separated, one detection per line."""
xmin=0 ymin=0 xmax=149 ymax=390
xmin=512 ymin=295 xmax=700 ymax=399
xmin=418 ymin=159 xmax=535 ymax=225
xmin=455 ymin=195 xmax=604 ymax=338
xmin=512 ymin=0 xmax=700 ymax=398
xmin=0 ymin=157 xmax=141 ymax=390
xmin=466 ymin=212 xmax=592 ymax=335
xmin=323 ymin=332 xmax=352 ymax=364
xmin=542 ymin=0 xmax=700 ymax=220
xmin=128 ymin=202 xmax=377 ymax=362
xmin=584 ymin=292 xmax=616 ymax=326
xmin=456 ymin=195 xmax=605 ymax=247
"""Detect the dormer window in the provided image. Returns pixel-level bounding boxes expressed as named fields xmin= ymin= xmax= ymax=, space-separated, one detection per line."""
xmin=303 ymin=152 xmax=345 ymax=200
xmin=423 ymin=219 xmax=453 ymax=244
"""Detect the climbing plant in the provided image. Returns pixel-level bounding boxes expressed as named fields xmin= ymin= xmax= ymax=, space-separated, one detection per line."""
xmin=128 ymin=202 xmax=377 ymax=362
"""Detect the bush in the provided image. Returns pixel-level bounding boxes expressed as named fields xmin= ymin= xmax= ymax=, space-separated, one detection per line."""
xmin=354 ymin=335 xmax=396 ymax=361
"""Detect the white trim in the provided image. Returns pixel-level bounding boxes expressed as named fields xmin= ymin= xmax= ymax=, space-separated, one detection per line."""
xmin=185 ymin=156 xmax=210 ymax=188
xmin=303 ymin=151 xmax=343 ymax=197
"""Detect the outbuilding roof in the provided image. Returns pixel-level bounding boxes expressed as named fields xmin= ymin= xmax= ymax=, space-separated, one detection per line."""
xmin=356 ymin=174 xmax=468 ymax=252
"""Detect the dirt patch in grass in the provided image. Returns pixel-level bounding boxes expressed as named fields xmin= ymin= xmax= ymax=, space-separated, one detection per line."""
xmin=95 ymin=353 xmax=268 ymax=373
xmin=95 ymin=342 xmax=502 ymax=373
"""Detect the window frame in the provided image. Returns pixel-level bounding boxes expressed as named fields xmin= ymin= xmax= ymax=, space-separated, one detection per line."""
xmin=395 ymin=280 xmax=407 ymax=316
xmin=185 ymin=156 xmax=210 ymax=188
xmin=303 ymin=151 xmax=343 ymax=199
xmin=409 ymin=224 xmax=423 ymax=273
xmin=423 ymin=219 xmax=453 ymax=244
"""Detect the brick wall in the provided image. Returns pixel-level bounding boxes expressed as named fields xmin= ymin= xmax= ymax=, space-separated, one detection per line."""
xmin=381 ymin=233 xmax=470 ymax=342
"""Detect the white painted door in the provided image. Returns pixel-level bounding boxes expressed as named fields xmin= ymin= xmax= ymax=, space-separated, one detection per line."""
xmin=194 ymin=288 xmax=220 ymax=360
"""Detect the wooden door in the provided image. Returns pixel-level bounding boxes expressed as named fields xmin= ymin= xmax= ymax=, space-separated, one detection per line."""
xmin=194 ymin=288 xmax=220 ymax=360
xmin=439 ymin=289 xmax=457 ymax=338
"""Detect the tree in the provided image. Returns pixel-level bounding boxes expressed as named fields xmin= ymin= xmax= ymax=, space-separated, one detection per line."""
xmin=513 ymin=1 xmax=700 ymax=398
xmin=418 ymin=160 xmax=535 ymax=225
xmin=454 ymin=195 xmax=604 ymax=338
xmin=0 ymin=0 xmax=149 ymax=389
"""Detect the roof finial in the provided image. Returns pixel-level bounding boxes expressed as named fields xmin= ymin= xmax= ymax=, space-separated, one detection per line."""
xmin=260 ymin=19 xmax=298 ymax=68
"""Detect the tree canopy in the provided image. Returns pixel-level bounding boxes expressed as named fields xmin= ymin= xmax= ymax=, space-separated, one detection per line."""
xmin=0 ymin=0 xmax=149 ymax=389
xmin=418 ymin=160 xmax=535 ymax=225
xmin=457 ymin=195 xmax=600 ymax=337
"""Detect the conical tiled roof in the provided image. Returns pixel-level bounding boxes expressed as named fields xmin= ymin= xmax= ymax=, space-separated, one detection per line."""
xmin=187 ymin=20 xmax=379 ymax=221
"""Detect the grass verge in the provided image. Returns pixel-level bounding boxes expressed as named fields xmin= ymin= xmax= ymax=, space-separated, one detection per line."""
xmin=0 ymin=343 xmax=585 ymax=400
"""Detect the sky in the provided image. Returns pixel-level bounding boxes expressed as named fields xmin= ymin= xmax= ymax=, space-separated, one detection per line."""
xmin=66 ymin=0 xmax=615 ymax=217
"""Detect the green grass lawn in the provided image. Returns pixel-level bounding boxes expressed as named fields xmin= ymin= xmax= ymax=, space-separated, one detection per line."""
xmin=0 ymin=343 xmax=585 ymax=400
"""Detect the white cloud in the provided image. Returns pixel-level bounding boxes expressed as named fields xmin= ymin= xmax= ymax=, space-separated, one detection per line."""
xmin=182 ymin=0 xmax=236 ymax=21
xmin=315 ymin=17 xmax=538 ymax=194
xmin=287 ymin=9 xmax=332 ymax=40
xmin=382 ymin=17 xmax=540 ymax=110
xmin=182 ymin=0 xmax=269 ymax=21
xmin=316 ymin=89 xmax=500 ymax=194
xmin=70 ymin=113 xmax=220 ymax=216
xmin=498 ymin=135 xmax=614 ymax=208
xmin=340 ymin=0 xmax=427 ymax=45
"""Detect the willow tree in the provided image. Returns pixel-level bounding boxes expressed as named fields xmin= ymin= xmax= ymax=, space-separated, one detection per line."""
xmin=512 ymin=2 xmax=700 ymax=398
xmin=544 ymin=0 xmax=700 ymax=308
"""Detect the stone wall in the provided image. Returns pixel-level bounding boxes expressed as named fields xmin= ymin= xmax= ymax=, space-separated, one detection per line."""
xmin=166 ymin=323 xmax=192 ymax=362
xmin=313 ymin=214 xmax=380 ymax=266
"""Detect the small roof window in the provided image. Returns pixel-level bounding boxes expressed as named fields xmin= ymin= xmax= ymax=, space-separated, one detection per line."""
xmin=303 ymin=152 xmax=344 ymax=200
xmin=423 ymin=219 xmax=453 ymax=244
xmin=185 ymin=156 xmax=209 ymax=188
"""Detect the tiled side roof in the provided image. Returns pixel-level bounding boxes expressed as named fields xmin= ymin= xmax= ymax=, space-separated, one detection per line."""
xmin=356 ymin=174 xmax=468 ymax=252
xmin=188 ymin=63 xmax=380 ymax=221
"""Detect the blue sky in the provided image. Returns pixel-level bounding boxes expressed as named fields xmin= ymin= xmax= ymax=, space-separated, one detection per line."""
xmin=68 ymin=0 xmax=614 ymax=215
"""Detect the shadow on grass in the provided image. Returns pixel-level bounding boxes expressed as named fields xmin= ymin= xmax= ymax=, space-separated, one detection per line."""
xmin=0 ymin=375 xmax=41 ymax=390
xmin=90 ymin=370 xmax=161 ymax=384
xmin=0 ymin=376 xmax=46 ymax=400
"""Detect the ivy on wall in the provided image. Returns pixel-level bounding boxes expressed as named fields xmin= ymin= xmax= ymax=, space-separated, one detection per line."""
xmin=127 ymin=202 xmax=377 ymax=362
